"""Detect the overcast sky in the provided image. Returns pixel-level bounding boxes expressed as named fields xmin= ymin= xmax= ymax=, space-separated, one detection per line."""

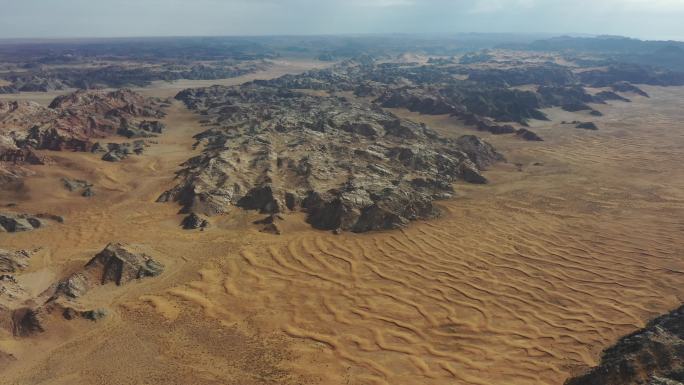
xmin=1 ymin=0 xmax=683 ymax=40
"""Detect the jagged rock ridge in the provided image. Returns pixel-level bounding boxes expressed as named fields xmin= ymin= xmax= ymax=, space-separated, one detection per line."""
xmin=162 ymin=83 xmax=504 ymax=232
xmin=565 ymin=305 xmax=684 ymax=385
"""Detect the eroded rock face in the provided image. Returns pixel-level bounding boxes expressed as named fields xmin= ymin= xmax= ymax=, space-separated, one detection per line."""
xmin=89 ymin=243 xmax=164 ymax=284
xmin=56 ymin=243 xmax=164 ymax=299
xmin=94 ymin=140 xmax=147 ymax=162
xmin=0 ymin=249 xmax=30 ymax=273
xmin=0 ymin=89 xmax=165 ymax=162
xmin=11 ymin=308 xmax=44 ymax=337
xmin=164 ymin=82 xmax=505 ymax=232
xmin=517 ymin=128 xmax=544 ymax=141
xmin=0 ymin=212 xmax=43 ymax=233
xmin=565 ymin=305 xmax=684 ymax=385
xmin=181 ymin=213 xmax=209 ymax=230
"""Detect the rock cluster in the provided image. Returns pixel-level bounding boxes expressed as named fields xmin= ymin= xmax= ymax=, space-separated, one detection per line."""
xmin=565 ymin=305 xmax=684 ymax=385
xmin=61 ymin=177 xmax=94 ymax=197
xmin=0 ymin=212 xmax=45 ymax=232
xmin=55 ymin=243 xmax=164 ymax=299
xmin=0 ymin=61 xmax=272 ymax=93
xmin=0 ymin=249 xmax=30 ymax=273
xmin=0 ymin=243 xmax=164 ymax=340
xmin=163 ymin=82 xmax=504 ymax=232
xmin=0 ymin=89 xmax=166 ymax=163
xmin=93 ymin=140 xmax=148 ymax=162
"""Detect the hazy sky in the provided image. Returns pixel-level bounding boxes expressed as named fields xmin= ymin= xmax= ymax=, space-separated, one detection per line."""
xmin=1 ymin=0 xmax=683 ymax=40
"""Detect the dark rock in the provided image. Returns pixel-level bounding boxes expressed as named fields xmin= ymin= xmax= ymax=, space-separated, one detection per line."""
xmin=35 ymin=213 xmax=64 ymax=223
xmin=260 ymin=223 xmax=281 ymax=235
xmin=81 ymin=308 xmax=107 ymax=321
xmin=516 ymin=128 xmax=544 ymax=141
xmin=237 ymin=185 xmax=282 ymax=214
xmin=181 ymin=213 xmax=209 ymax=230
xmin=63 ymin=307 xmax=107 ymax=321
xmin=595 ymin=91 xmax=631 ymax=103
xmin=455 ymin=135 xmax=505 ymax=169
xmin=576 ymin=122 xmax=598 ymax=130
xmin=611 ymin=82 xmax=650 ymax=97
xmin=55 ymin=243 xmax=164 ymax=299
xmin=12 ymin=308 xmax=44 ymax=337
xmin=565 ymin=305 xmax=684 ymax=385
xmin=86 ymin=243 xmax=163 ymax=285
xmin=100 ymin=140 xmax=147 ymax=162
xmin=0 ymin=249 xmax=30 ymax=273
xmin=0 ymin=212 xmax=43 ymax=232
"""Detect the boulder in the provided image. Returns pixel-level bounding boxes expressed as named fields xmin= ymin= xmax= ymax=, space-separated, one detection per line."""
xmin=516 ymin=128 xmax=544 ymax=141
xmin=0 ymin=249 xmax=30 ymax=273
xmin=0 ymin=213 xmax=42 ymax=233
xmin=181 ymin=213 xmax=209 ymax=230
xmin=576 ymin=122 xmax=598 ymax=130
xmin=85 ymin=243 xmax=164 ymax=286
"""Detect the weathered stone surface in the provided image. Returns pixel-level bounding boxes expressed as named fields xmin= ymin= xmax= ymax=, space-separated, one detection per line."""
xmin=565 ymin=305 xmax=684 ymax=385
xmin=0 ymin=89 xmax=165 ymax=164
xmin=0 ymin=249 xmax=30 ymax=273
xmin=576 ymin=122 xmax=599 ymax=130
xmin=85 ymin=243 xmax=164 ymax=286
xmin=55 ymin=243 xmax=164 ymax=299
xmin=516 ymin=128 xmax=544 ymax=141
xmin=165 ymin=82 xmax=504 ymax=232
xmin=0 ymin=212 xmax=43 ymax=233
xmin=181 ymin=213 xmax=209 ymax=230
xmin=11 ymin=307 xmax=44 ymax=337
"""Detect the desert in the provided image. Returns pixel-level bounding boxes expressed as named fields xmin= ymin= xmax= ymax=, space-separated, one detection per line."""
xmin=0 ymin=29 xmax=682 ymax=385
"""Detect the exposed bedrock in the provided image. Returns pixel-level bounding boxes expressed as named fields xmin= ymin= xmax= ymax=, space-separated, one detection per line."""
xmin=161 ymin=82 xmax=505 ymax=232
xmin=0 ymin=89 xmax=166 ymax=163
xmin=55 ymin=242 xmax=164 ymax=299
xmin=565 ymin=305 xmax=684 ymax=385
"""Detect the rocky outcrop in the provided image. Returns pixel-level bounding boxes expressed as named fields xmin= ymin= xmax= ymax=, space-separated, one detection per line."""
xmin=565 ymin=305 xmax=684 ymax=385
xmin=94 ymin=140 xmax=147 ymax=162
xmin=181 ymin=213 xmax=209 ymax=230
xmin=62 ymin=178 xmax=94 ymax=197
xmin=165 ymin=82 xmax=504 ymax=232
xmin=55 ymin=243 xmax=164 ymax=299
xmin=576 ymin=122 xmax=599 ymax=130
xmin=0 ymin=243 xmax=164 ymax=340
xmin=516 ymin=128 xmax=544 ymax=141
xmin=467 ymin=65 xmax=578 ymax=87
xmin=579 ymin=64 xmax=684 ymax=87
xmin=376 ymin=88 xmax=460 ymax=115
xmin=0 ymin=212 xmax=43 ymax=233
xmin=0 ymin=61 xmax=272 ymax=93
xmin=11 ymin=307 xmax=45 ymax=337
xmin=0 ymin=249 xmax=30 ymax=273
xmin=0 ymin=90 xmax=165 ymax=157
xmin=612 ymin=82 xmax=650 ymax=97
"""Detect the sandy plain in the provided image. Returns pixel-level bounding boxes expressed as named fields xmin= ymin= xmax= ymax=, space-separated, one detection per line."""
xmin=0 ymin=63 xmax=682 ymax=385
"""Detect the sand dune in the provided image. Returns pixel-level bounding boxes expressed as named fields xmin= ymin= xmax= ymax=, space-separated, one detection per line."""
xmin=1 ymin=82 xmax=682 ymax=384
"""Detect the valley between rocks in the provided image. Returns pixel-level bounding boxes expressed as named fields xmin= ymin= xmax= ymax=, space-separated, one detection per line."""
xmin=0 ymin=65 xmax=683 ymax=385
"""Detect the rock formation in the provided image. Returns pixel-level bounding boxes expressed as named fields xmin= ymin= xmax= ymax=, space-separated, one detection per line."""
xmin=162 ymin=82 xmax=505 ymax=232
xmin=0 ymin=89 xmax=166 ymax=163
xmin=55 ymin=243 xmax=164 ymax=299
xmin=0 ymin=249 xmax=30 ymax=273
xmin=0 ymin=212 xmax=46 ymax=232
xmin=565 ymin=305 xmax=684 ymax=385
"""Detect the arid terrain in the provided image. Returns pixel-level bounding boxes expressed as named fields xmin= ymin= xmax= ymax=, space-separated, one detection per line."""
xmin=0 ymin=36 xmax=683 ymax=385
